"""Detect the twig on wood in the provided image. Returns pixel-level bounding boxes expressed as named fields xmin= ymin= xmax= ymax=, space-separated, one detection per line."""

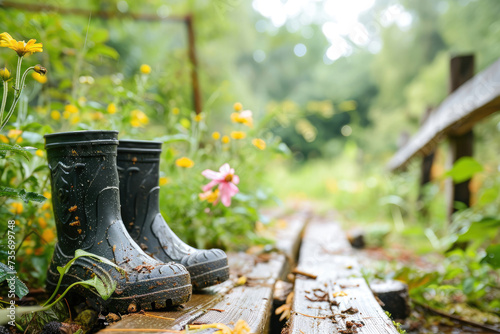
xmin=207 ymin=308 xmax=225 ymax=312
xmin=141 ymin=313 xmax=175 ymax=321
xmin=295 ymin=311 xmax=334 ymax=319
xmin=412 ymin=300 xmax=500 ymax=333
xmin=292 ymin=268 xmax=318 ymax=279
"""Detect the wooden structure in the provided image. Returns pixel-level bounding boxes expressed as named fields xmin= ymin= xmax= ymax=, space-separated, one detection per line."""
xmin=0 ymin=1 xmax=203 ymax=115
xmin=388 ymin=55 xmax=500 ymax=218
xmin=287 ymin=217 xmax=399 ymax=333
xmin=99 ymin=211 xmax=308 ymax=334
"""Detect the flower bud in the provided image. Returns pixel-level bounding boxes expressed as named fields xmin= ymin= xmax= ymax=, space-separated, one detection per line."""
xmin=34 ymin=65 xmax=47 ymax=75
xmin=0 ymin=67 xmax=11 ymax=81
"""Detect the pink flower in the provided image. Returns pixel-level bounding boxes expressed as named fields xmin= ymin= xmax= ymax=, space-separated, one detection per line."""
xmin=201 ymin=163 xmax=239 ymax=207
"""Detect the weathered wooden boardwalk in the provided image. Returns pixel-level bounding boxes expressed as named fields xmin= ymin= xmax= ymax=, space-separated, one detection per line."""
xmin=99 ymin=210 xmax=399 ymax=333
xmin=287 ymin=216 xmax=399 ymax=334
xmin=100 ymin=210 xmax=308 ymax=334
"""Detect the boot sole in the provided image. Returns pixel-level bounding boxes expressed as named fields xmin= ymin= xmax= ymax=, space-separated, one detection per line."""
xmin=188 ymin=258 xmax=230 ymax=290
xmin=46 ymin=269 xmax=192 ymax=313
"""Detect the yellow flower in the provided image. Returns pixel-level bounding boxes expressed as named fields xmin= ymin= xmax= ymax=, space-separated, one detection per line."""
xmin=43 ymin=191 xmax=51 ymax=199
xmin=107 ymin=103 xmax=117 ymax=114
xmin=222 ymin=135 xmax=230 ymax=144
xmin=0 ymin=67 xmax=11 ymax=81
xmin=32 ymin=71 xmax=47 ymax=84
xmin=233 ymin=102 xmax=243 ymax=111
xmin=212 ymin=131 xmax=221 ymax=140
xmin=140 ymin=64 xmax=151 ymax=74
xmin=180 ymin=118 xmax=191 ymax=129
xmin=50 ymin=110 xmax=61 ymax=120
xmin=34 ymin=65 xmax=47 ymax=75
xmin=159 ymin=177 xmax=170 ymax=186
xmin=42 ymin=228 xmax=56 ymax=243
xmin=172 ymin=107 xmax=180 ymax=115
xmin=91 ymin=112 xmax=104 ymax=121
xmin=252 ymin=138 xmax=266 ymax=150
xmin=7 ymin=129 xmax=22 ymax=138
xmin=0 ymin=32 xmax=43 ymax=57
xmin=38 ymin=217 xmax=47 ymax=229
xmin=231 ymin=110 xmax=253 ymax=127
xmin=65 ymin=104 xmax=79 ymax=114
xmin=175 ymin=157 xmax=194 ymax=168
xmin=231 ymin=131 xmax=246 ymax=140
xmin=16 ymin=137 xmax=22 ymax=144
xmin=130 ymin=109 xmax=149 ymax=127
xmin=194 ymin=114 xmax=203 ymax=122
xmin=0 ymin=135 xmax=8 ymax=143
xmin=24 ymin=248 xmax=33 ymax=255
xmin=10 ymin=202 xmax=23 ymax=215
xmin=70 ymin=115 xmax=80 ymax=125
xmin=199 ymin=188 xmax=219 ymax=203
xmin=35 ymin=149 xmax=44 ymax=157
xmin=63 ymin=110 xmax=70 ymax=119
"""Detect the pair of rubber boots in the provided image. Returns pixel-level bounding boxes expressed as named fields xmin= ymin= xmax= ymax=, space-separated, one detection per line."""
xmin=44 ymin=131 xmax=229 ymax=313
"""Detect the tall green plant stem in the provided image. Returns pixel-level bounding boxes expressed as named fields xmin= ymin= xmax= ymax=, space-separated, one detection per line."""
xmin=0 ymin=81 xmax=7 ymax=124
xmin=0 ymin=57 xmax=36 ymax=130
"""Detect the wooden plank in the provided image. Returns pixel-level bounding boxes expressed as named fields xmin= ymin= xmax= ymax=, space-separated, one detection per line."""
xmin=288 ymin=219 xmax=399 ymax=334
xmin=100 ymin=209 xmax=308 ymax=333
xmin=101 ymin=252 xmax=285 ymax=334
xmin=388 ymin=57 xmax=500 ymax=171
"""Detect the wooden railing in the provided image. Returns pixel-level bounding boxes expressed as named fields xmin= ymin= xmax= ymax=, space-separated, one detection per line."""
xmin=388 ymin=55 xmax=500 ymax=218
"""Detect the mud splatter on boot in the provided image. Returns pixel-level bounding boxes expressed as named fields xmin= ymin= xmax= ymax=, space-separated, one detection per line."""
xmin=117 ymin=140 xmax=229 ymax=289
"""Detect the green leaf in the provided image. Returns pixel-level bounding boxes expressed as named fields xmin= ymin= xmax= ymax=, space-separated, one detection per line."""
xmin=481 ymin=244 xmax=500 ymax=268
xmin=79 ymin=275 xmax=117 ymax=301
xmin=0 ymin=143 xmax=32 ymax=160
xmin=0 ymin=262 xmax=11 ymax=283
xmin=445 ymin=157 xmax=483 ymax=183
xmin=457 ymin=218 xmax=500 ymax=244
xmin=478 ymin=188 xmax=497 ymax=206
xmin=17 ymin=189 xmax=47 ymax=203
xmin=15 ymin=277 xmax=29 ymax=299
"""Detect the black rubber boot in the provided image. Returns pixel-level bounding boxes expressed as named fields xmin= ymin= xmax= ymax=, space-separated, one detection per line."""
xmin=117 ymin=140 xmax=230 ymax=289
xmin=45 ymin=131 xmax=191 ymax=313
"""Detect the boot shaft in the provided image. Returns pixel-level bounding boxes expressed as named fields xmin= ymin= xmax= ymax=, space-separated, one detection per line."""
xmin=117 ymin=140 xmax=162 ymax=238
xmin=45 ymin=131 xmax=121 ymax=255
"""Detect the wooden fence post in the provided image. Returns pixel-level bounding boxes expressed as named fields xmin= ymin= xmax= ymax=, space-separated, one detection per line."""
xmin=446 ymin=55 xmax=475 ymax=220
xmin=186 ymin=15 xmax=202 ymax=115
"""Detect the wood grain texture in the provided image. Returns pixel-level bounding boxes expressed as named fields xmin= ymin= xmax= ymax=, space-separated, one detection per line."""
xmin=388 ymin=58 xmax=500 ymax=171
xmin=289 ymin=220 xmax=399 ymax=334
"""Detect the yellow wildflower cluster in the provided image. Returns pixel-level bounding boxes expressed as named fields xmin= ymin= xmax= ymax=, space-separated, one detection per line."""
xmin=230 ymin=131 xmax=246 ymax=140
xmin=130 ymin=109 xmax=149 ymax=127
xmin=175 ymin=157 xmax=194 ymax=168
xmin=199 ymin=188 xmax=219 ymax=203
xmin=107 ymin=103 xmax=117 ymax=114
xmin=1 ymin=129 xmax=23 ymax=143
xmin=140 ymin=64 xmax=151 ymax=74
xmin=230 ymin=102 xmax=253 ymax=127
xmin=252 ymin=138 xmax=266 ymax=150
xmin=159 ymin=176 xmax=170 ymax=186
